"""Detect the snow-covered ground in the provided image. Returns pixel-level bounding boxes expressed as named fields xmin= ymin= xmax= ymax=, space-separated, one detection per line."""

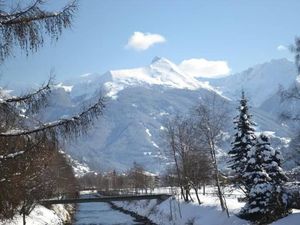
xmin=0 ymin=204 xmax=72 ymax=225
xmin=2 ymin=188 xmax=298 ymax=225
xmin=114 ymin=187 xmax=300 ymax=225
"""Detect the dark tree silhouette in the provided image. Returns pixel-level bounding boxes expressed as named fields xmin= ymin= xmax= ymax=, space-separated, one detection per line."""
xmin=0 ymin=0 xmax=77 ymax=62
xmin=0 ymin=1 xmax=106 ymax=224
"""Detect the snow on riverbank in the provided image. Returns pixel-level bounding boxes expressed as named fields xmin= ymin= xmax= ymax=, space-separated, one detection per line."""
xmin=0 ymin=204 xmax=73 ymax=225
xmin=114 ymin=187 xmax=300 ymax=225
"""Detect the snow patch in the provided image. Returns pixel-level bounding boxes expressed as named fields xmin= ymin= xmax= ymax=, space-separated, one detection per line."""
xmin=0 ymin=205 xmax=71 ymax=225
xmin=160 ymin=126 xmax=165 ymax=130
xmin=145 ymin=128 xmax=152 ymax=137
xmin=55 ymin=83 xmax=73 ymax=92
xmin=151 ymin=141 xmax=159 ymax=148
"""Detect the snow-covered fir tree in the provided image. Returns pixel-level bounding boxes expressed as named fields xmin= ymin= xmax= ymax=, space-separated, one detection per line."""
xmin=228 ymin=91 xmax=256 ymax=191
xmin=258 ymin=134 xmax=288 ymax=184
xmin=240 ymin=134 xmax=289 ymax=224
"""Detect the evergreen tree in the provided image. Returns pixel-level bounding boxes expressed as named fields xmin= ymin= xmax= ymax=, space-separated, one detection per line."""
xmin=228 ymin=91 xmax=256 ymax=191
xmin=240 ymin=134 xmax=290 ymax=224
xmin=258 ymin=134 xmax=288 ymax=184
xmin=240 ymin=167 xmax=274 ymax=224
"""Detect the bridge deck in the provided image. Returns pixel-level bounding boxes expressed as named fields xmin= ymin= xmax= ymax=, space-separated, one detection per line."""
xmin=41 ymin=194 xmax=172 ymax=204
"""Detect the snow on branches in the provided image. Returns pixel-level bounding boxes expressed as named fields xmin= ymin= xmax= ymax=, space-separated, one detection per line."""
xmin=229 ymin=92 xmax=291 ymax=224
xmin=239 ymin=134 xmax=290 ymax=224
xmin=228 ymin=91 xmax=256 ymax=193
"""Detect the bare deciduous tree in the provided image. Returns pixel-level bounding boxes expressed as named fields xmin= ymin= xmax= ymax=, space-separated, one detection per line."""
xmin=185 ymin=150 xmax=213 ymax=204
xmin=164 ymin=115 xmax=194 ymax=202
xmin=164 ymin=115 xmax=213 ymax=204
xmin=194 ymin=93 xmax=230 ymax=216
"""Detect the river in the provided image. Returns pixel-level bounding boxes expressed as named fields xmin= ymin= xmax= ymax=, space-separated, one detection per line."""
xmin=74 ymin=194 xmax=150 ymax=225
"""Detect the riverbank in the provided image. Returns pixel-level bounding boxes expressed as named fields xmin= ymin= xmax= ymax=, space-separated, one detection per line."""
xmin=108 ymin=201 xmax=156 ymax=225
xmin=114 ymin=189 xmax=300 ymax=225
xmin=0 ymin=204 xmax=74 ymax=225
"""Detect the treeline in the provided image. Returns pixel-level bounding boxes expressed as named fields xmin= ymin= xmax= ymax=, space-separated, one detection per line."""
xmin=78 ymin=162 xmax=157 ymax=194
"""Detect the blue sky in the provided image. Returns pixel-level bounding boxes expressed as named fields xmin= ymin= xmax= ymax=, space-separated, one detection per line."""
xmin=1 ymin=0 xmax=299 ymax=86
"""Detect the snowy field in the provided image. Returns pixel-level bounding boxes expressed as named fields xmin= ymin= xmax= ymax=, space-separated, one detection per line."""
xmin=114 ymin=186 xmax=300 ymax=225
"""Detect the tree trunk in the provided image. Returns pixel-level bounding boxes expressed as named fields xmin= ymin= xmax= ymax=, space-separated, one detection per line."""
xmin=180 ymin=185 xmax=185 ymax=200
xmin=214 ymin=166 xmax=230 ymax=217
xmin=184 ymin=188 xmax=189 ymax=202
xmin=194 ymin=188 xmax=201 ymax=205
xmin=210 ymin=140 xmax=229 ymax=217
xmin=203 ymin=184 xmax=206 ymax=195
xmin=23 ymin=213 xmax=26 ymax=225
xmin=215 ymin=173 xmax=225 ymax=210
xmin=188 ymin=189 xmax=194 ymax=202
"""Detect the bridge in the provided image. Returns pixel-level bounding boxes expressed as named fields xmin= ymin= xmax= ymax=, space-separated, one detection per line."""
xmin=41 ymin=193 xmax=172 ymax=205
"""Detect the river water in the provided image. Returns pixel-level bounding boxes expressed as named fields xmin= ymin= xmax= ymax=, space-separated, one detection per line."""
xmin=74 ymin=193 xmax=151 ymax=225
xmin=74 ymin=201 xmax=137 ymax=225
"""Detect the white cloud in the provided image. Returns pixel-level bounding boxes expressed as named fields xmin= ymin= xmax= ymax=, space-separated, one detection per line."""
xmin=125 ymin=31 xmax=166 ymax=51
xmin=277 ymin=45 xmax=288 ymax=51
xmin=178 ymin=58 xmax=231 ymax=78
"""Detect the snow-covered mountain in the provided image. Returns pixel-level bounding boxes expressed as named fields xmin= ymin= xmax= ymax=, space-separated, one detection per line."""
xmin=260 ymin=74 xmax=300 ymax=130
xmin=206 ymin=58 xmax=297 ymax=107
xmin=38 ymin=57 xmax=298 ymax=172
xmin=63 ymin=57 xmax=217 ymax=99
xmin=40 ymin=58 xmax=222 ymax=172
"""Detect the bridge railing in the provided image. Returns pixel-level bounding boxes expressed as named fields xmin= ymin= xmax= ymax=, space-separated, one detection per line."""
xmin=40 ymin=193 xmax=172 ymax=205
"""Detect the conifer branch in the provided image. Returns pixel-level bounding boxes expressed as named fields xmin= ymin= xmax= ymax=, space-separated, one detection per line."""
xmin=0 ymin=96 xmax=106 ymax=138
xmin=3 ymin=76 xmax=53 ymax=113
xmin=0 ymin=0 xmax=78 ymax=62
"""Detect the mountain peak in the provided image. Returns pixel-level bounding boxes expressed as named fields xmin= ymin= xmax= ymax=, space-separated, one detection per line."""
xmin=150 ymin=56 xmax=174 ymax=66
xmin=251 ymin=58 xmax=293 ymax=71
xmin=208 ymin=57 xmax=297 ymax=106
xmin=61 ymin=56 xmax=218 ymax=100
xmin=151 ymin=56 xmax=162 ymax=64
xmin=149 ymin=57 xmax=180 ymax=73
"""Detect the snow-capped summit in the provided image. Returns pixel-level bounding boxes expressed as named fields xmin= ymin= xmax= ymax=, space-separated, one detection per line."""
xmin=150 ymin=56 xmax=179 ymax=72
xmin=68 ymin=57 xmax=217 ymax=99
xmin=147 ymin=56 xmax=204 ymax=89
xmin=107 ymin=57 xmax=204 ymax=91
xmin=151 ymin=56 xmax=164 ymax=64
